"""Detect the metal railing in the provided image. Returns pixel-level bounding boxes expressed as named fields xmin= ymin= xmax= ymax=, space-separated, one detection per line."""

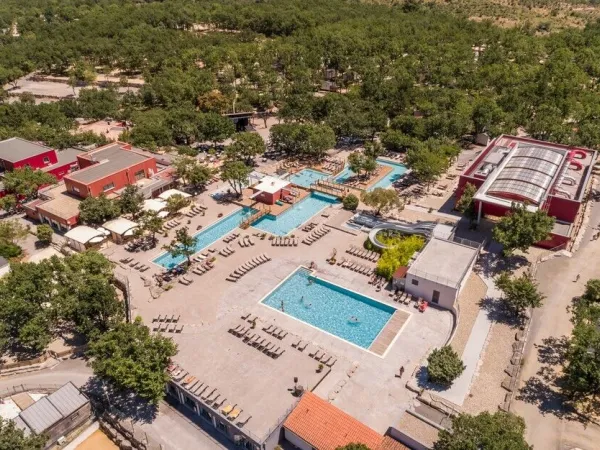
xmin=0 ymin=384 xmax=62 ymax=399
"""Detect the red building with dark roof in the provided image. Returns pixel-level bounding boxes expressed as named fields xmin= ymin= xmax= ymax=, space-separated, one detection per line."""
xmin=0 ymin=138 xmax=82 ymax=196
xmin=457 ymin=135 xmax=597 ymax=248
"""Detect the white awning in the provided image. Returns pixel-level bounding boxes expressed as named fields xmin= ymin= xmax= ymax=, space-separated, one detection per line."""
xmin=143 ymin=198 xmax=167 ymax=213
xmin=64 ymin=226 xmax=106 ymax=245
xmin=158 ymin=189 xmax=192 ymax=200
xmin=252 ymin=176 xmax=290 ymax=194
xmin=103 ymin=217 xmax=139 ymax=236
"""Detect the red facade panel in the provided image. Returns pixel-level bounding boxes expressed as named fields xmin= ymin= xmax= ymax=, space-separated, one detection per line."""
xmin=9 ymin=149 xmax=58 ymax=170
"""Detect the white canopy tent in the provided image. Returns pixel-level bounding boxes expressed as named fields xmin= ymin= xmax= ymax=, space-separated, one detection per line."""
xmin=64 ymin=226 xmax=106 ymax=252
xmin=103 ymin=217 xmax=139 ymax=243
xmin=158 ymin=189 xmax=192 ymax=201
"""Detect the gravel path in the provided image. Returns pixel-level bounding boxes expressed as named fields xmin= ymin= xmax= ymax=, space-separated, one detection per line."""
xmin=451 ymin=274 xmax=487 ymax=356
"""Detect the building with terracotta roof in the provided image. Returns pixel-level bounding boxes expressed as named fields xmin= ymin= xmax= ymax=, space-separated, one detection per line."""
xmin=457 ymin=135 xmax=597 ymax=249
xmin=283 ymin=392 xmax=408 ymax=450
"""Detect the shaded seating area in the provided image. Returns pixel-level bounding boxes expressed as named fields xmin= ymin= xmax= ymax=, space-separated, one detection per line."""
xmin=103 ymin=217 xmax=139 ymax=244
xmin=64 ymin=226 xmax=107 ymax=252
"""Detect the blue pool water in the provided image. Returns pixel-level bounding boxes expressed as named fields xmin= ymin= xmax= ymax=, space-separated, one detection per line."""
xmin=261 ymin=268 xmax=395 ymax=349
xmin=252 ymin=192 xmax=339 ymax=236
xmin=334 ymin=159 xmax=407 ymax=190
xmin=287 ymin=169 xmax=330 ymax=188
xmin=153 ymin=207 xmax=255 ymax=268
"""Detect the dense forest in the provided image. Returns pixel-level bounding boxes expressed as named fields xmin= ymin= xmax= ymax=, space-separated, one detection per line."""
xmin=0 ymin=0 xmax=599 ymax=157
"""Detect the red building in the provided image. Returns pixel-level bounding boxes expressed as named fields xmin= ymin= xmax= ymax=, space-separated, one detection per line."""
xmin=24 ymin=142 xmax=162 ymax=231
xmin=250 ymin=176 xmax=292 ymax=205
xmin=457 ymin=135 xmax=597 ymax=249
xmin=0 ymin=138 xmax=82 ymax=195
xmin=63 ymin=142 xmax=157 ymax=198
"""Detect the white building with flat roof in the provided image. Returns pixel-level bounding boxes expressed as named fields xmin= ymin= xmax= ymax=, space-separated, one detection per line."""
xmin=405 ymin=236 xmax=481 ymax=309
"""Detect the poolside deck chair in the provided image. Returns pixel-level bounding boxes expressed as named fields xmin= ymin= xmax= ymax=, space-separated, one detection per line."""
xmin=226 ymin=276 xmax=237 ymax=282
xmin=277 ymin=330 xmax=288 ymax=339
xmin=202 ymin=388 xmax=216 ymax=400
xmin=263 ymin=342 xmax=274 ymax=352
xmin=130 ymin=261 xmax=140 ymax=268
xmin=298 ymin=341 xmax=308 ymax=352
xmin=159 ymin=323 xmax=168 ymax=332
xmin=313 ymin=350 xmax=323 ymax=360
xmin=243 ymin=333 xmax=256 ymax=343
xmin=228 ymin=408 xmax=242 ymax=421
xmin=291 ymin=338 xmax=301 ymax=348
xmin=274 ymin=348 xmax=285 ymax=358
xmin=229 ymin=324 xmax=242 ymax=334
xmin=263 ymin=324 xmax=274 ymax=333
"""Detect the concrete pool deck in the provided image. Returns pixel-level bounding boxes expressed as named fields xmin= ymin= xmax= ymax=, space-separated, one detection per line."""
xmin=103 ymin=181 xmax=452 ymax=439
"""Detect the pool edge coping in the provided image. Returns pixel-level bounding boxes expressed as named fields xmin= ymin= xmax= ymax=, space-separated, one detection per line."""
xmin=258 ymin=265 xmax=412 ymax=359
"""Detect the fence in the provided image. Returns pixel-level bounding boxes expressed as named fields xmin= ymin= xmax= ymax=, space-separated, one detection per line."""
xmin=0 ymin=353 xmax=49 ymax=372
xmin=0 ymin=384 xmax=62 ymax=399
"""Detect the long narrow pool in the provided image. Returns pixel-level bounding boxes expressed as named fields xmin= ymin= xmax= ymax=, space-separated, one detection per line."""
xmin=261 ymin=267 xmax=395 ymax=349
xmin=335 ymin=158 xmax=407 ymax=190
xmin=153 ymin=207 xmax=256 ymax=268
xmin=251 ymin=192 xmax=339 ymax=236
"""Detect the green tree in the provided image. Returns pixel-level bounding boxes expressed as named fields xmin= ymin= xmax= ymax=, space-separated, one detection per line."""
xmin=36 ymin=224 xmax=53 ymax=246
xmin=347 ymin=152 xmax=364 ymax=177
xmin=87 ymin=317 xmax=177 ymax=404
xmin=361 ymin=188 xmax=401 ymax=216
xmin=406 ymin=148 xmax=447 ymax=188
xmin=427 ymin=345 xmax=465 ymax=385
xmin=0 ymin=219 xmax=28 ymax=246
xmin=198 ymin=112 xmax=235 ymax=148
xmin=78 ymin=194 xmax=121 ymax=226
xmin=139 ymin=210 xmax=164 ymax=245
xmin=163 ymin=227 xmax=198 ymax=266
xmin=0 ymin=194 xmax=18 ymax=214
xmin=2 ymin=167 xmax=57 ymax=199
xmin=492 ymin=204 xmax=554 ymax=256
xmin=0 ymin=416 xmax=46 ymax=450
xmin=221 ymin=161 xmax=252 ymax=196
xmin=495 ymin=272 xmax=545 ymax=316
xmin=434 ymin=412 xmax=531 ymax=450
xmin=187 ymin=164 xmax=213 ymax=191
xmin=165 ymin=193 xmax=191 ymax=215
xmin=342 ymin=194 xmax=359 ymax=211
xmin=335 ymin=444 xmax=371 ymax=450
xmin=118 ymin=185 xmax=144 ymax=219
xmin=455 ymin=182 xmax=478 ymax=223
xmin=376 ymin=235 xmax=424 ymax=280
xmin=226 ymin=132 xmax=266 ymax=164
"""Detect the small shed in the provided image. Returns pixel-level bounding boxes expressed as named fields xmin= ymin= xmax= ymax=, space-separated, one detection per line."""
xmin=158 ymin=189 xmax=192 ymax=201
xmin=251 ymin=176 xmax=292 ymax=205
xmin=103 ymin=217 xmax=139 ymax=243
xmin=64 ymin=226 xmax=106 ymax=252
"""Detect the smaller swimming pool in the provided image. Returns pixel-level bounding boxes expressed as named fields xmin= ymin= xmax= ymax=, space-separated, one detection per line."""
xmin=252 ymin=192 xmax=338 ymax=236
xmin=287 ymin=168 xmax=330 ymax=188
xmin=153 ymin=207 xmax=256 ymax=268
xmin=261 ymin=267 xmax=395 ymax=349
xmin=334 ymin=159 xmax=407 ymax=190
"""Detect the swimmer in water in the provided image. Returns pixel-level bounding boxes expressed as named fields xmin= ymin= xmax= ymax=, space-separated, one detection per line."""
xmin=300 ymin=296 xmax=304 ymax=303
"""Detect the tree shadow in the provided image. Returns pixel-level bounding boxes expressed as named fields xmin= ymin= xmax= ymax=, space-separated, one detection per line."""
xmin=476 ymin=251 xmax=530 ymax=280
xmin=414 ymin=365 xmax=452 ymax=393
xmin=82 ymin=376 xmax=158 ymax=424
xmin=478 ymin=295 xmax=521 ymax=328
xmin=536 ymin=335 xmax=569 ymax=367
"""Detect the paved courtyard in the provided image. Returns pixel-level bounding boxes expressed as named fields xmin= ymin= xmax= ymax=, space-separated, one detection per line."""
xmin=105 ymin=188 xmax=453 ymax=438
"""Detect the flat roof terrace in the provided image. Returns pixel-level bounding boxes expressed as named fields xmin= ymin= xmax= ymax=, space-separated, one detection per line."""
xmin=66 ymin=144 xmax=151 ymax=184
xmin=169 ymin=315 xmax=328 ymax=442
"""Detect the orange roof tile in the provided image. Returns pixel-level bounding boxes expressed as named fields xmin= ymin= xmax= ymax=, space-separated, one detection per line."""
xmin=283 ymin=392 xmax=384 ymax=450
xmin=375 ymin=436 xmax=410 ymax=450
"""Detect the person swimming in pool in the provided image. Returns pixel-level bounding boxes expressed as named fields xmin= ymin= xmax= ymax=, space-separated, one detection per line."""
xmin=300 ymin=296 xmax=304 ymax=303
xmin=349 ymin=316 xmax=360 ymax=323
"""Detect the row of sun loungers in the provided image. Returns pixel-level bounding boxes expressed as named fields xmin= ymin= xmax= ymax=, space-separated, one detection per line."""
xmin=161 ymin=220 xmax=181 ymax=232
xmin=228 ymin=325 xmax=286 ymax=359
xmin=226 ymin=254 xmax=271 ymax=282
xmin=178 ymin=275 xmax=194 ymax=285
xmin=218 ymin=246 xmax=235 ymax=257
xmin=337 ymin=258 xmax=374 ymax=276
xmin=120 ymin=257 xmax=151 ymax=272
xmin=291 ymin=338 xmax=309 ymax=352
xmin=153 ymin=322 xmax=184 ymax=333
xmin=302 ymin=227 xmax=330 ymax=245
xmin=262 ymin=324 xmax=288 ymax=340
xmin=393 ymin=291 xmax=413 ymax=305
xmin=191 ymin=261 xmax=215 ymax=276
xmin=238 ymin=236 xmax=255 ymax=247
xmin=153 ymin=314 xmax=180 ymax=323
xmin=302 ymin=222 xmax=318 ymax=232
xmin=271 ymin=236 xmax=298 ymax=247
xmin=223 ymin=232 xmax=240 ymax=243
xmin=185 ymin=204 xmax=207 ymax=218
xmin=168 ymin=364 xmax=252 ymax=427
xmin=347 ymin=245 xmax=379 ymax=262
xmin=308 ymin=348 xmax=337 ymax=367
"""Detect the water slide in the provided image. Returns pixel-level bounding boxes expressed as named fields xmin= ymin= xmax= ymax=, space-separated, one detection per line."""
xmin=368 ymin=221 xmax=437 ymax=249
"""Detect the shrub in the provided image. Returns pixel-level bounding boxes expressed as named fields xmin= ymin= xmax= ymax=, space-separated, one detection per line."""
xmin=375 ymin=234 xmax=424 ymax=280
xmin=343 ymin=193 xmax=359 ymax=211
xmin=427 ymin=346 xmax=465 ymax=385
xmin=0 ymin=241 xmax=22 ymax=259
xmin=36 ymin=224 xmax=53 ymax=246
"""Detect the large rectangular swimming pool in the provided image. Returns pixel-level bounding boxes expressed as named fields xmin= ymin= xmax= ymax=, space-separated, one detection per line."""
xmin=153 ymin=207 xmax=256 ymax=268
xmin=252 ymin=192 xmax=339 ymax=236
xmin=261 ymin=267 xmax=395 ymax=349
xmin=335 ymin=159 xmax=407 ymax=190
